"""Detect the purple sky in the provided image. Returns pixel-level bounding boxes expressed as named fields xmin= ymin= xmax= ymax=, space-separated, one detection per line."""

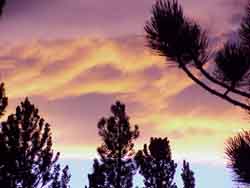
xmin=0 ymin=0 xmax=247 ymax=41
xmin=1 ymin=0 xmax=250 ymax=187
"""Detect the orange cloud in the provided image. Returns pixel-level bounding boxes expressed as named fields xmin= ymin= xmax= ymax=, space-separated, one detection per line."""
xmin=0 ymin=36 xmax=192 ymax=101
xmin=1 ymin=36 xmax=247 ymax=164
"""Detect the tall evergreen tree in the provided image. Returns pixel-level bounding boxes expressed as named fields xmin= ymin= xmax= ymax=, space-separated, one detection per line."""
xmin=87 ymin=101 xmax=139 ymax=188
xmin=135 ymin=137 xmax=177 ymax=188
xmin=181 ymin=160 xmax=195 ymax=188
xmin=136 ymin=137 xmax=195 ymax=188
xmin=0 ymin=98 xmax=70 ymax=188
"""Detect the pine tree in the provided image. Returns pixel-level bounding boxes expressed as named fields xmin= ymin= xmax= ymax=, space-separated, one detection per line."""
xmin=225 ymin=130 xmax=250 ymax=186
xmin=135 ymin=137 xmax=177 ymax=188
xmin=0 ymin=0 xmax=6 ymax=16
xmin=145 ymin=0 xmax=250 ymax=110
xmin=0 ymin=98 xmax=70 ymax=188
xmin=136 ymin=137 xmax=195 ymax=188
xmin=145 ymin=1 xmax=250 ymax=186
xmin=181 ymin=160 xmax=195 ymax=188
xmin=0 ymin=83 xmax=7 ymax=117
xmin=87 ymin=101 xmax=139 ymax=188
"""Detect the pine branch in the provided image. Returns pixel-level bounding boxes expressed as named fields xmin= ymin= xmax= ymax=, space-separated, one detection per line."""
xmin=179 ymin=59 xmax=250 ymax=110
xmin=188 ymin=48 xmax=250 ymax=98
xmin=145 ymin=0 xmax=250 ymax=110
xmin=197 ymin=62 xmax=250 ymax=98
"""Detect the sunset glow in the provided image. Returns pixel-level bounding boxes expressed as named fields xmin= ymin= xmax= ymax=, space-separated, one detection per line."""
xmin=1 ymin=0 xmax=250 ymax=187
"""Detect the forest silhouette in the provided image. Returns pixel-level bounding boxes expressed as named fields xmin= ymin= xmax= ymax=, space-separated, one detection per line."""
xmin=1 ymin=0 xmax=250 ymax=187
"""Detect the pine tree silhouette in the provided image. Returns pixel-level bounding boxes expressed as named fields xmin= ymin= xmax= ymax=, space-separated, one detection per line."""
xmin=0 ymin=83 xmax=7 ymax=117
xmin=136 ymin=137 xmax=195 ymax=188
xmin=225 ymin=130 xmax=250 ymax=186
xmin=87 ymin=101 xmax=139 ymax=188
xmin=181 ymin=160 xmax=195 ymax=188
xmin=135 ymin=137 xmax=177 ymax=188
xmin=146 ymin=1 xmax=250 ymax=186
xmin=0 ymin=98 xmax=70 ymax=188
xmin=145 ymin=0 xmax=250 ymax=110
xmin=0 ymin=0 xmax=6 ymax=16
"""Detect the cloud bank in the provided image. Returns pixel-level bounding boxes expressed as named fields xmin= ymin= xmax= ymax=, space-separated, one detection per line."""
xmin=0 ymin=35 xmax=248 ymax=162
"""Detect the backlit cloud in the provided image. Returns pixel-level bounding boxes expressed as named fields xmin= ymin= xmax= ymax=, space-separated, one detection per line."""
xmin=0 ymin=29 xmax=249 ymax=163
xmin=0 ymin=36 xmax=191 ymax=100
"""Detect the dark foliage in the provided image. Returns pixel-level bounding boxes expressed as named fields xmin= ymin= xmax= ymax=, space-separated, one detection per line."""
xmin=0 ymin=0 xmax=6 ymax=16
xmin=225 ymin=130 xmax=250 ymax=186
xmin=0 ymin=98 xmax=70 ymax=188
xmin=0 ymin=83 xmax=7 ymax=117
xmin=87 ymin=101 xmax=139 ymax=188
xmin=97 ymin=101 xmax=139 ymax=159
xmin=145 ymin=0 xmax=250 ymax=110
xmin=214 ymin=43 xmax=250 ymax=89
xmin=135 ymin=137 xmax=177 ymax=188
xmin=181 ymin=160 xmax=195 ymax=188
xmin=50 ymin=165 xmax=71 ymax=188
xmin=87 ymin=159 xmax=106 ymax=188
xmin=145 ymin=0 xmax=208 ymax=67
xmin=88 ymin=158 xmax=135 ymax=188
xmin=146 ymin=1 xmax=250 ymax=187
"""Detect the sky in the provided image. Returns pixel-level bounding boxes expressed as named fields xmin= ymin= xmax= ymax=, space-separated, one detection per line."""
xmin=1 ymin=0 xmax=250 ymax=187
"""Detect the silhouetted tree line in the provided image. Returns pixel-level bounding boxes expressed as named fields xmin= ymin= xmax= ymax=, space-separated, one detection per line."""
xmin=86 ymin=101 xmax=195 ymax=188
xmin=0 ymin=92 xmax=195 ymax=188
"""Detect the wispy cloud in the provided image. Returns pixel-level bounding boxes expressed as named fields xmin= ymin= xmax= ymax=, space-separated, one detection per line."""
xmin=0 ymin=36 xmax=191 ymax=100
xmin=1 ymin=36 xmax=247 ymax=162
